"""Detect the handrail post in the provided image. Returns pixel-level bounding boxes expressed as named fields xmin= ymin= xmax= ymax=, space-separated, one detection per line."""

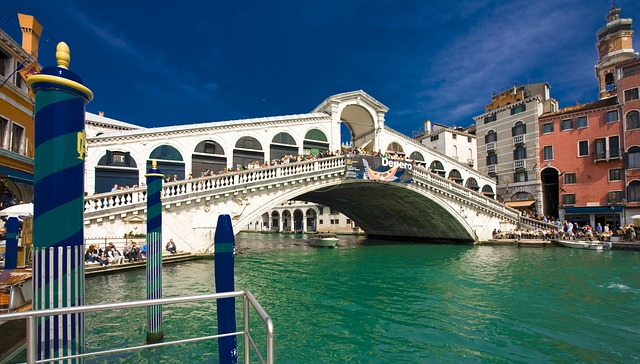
xmin=26 ymin=316 xmax=37 ymax=364
xmin=244 ymin=295 xmax=250 ymax=364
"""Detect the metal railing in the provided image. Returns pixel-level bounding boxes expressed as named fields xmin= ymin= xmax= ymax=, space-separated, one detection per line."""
xmin=0 ymin=291 xmax=274 ymax=364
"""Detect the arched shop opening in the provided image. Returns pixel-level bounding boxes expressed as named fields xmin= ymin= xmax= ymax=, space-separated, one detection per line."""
xmin=147 ymin=145 xmax=185 ymax=180
xmin=270 ymin=132 xmax=298 ymax=161
xmin=192 ymin=140 xmax=226 ymax=176
xmin=303 ymin=129 xmax=329 ymax=156
xmin=233 ymin=136 xmax=264 ymax=169
xmin=95 ymin=150 xmax=139 ymax=193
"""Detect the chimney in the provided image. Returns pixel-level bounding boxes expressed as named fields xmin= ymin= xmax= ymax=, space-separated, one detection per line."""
xmin=17 ymin=14 xmax=43 ymax=58
xmin=99 ymin=111 xmax=104 ymax=117
xmin=424 ymin=120 xmax=432 ymax=134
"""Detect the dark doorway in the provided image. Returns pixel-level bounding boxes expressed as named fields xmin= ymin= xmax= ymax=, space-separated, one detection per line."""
xmin=541 ymin=168 xmax=559 ymax=219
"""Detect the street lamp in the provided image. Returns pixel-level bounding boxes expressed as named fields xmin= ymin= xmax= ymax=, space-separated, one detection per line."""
xmin=609 ymin=202 xmax=617 ymax=237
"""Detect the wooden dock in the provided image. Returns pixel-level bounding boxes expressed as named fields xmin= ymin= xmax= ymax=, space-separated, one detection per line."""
xmin=85 ymin=252 xmax=203 ymax=276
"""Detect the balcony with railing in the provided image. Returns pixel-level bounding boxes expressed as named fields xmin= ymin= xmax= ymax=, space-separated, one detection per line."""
xmin=487 ymin=165 xmax=497 ymax=175
xmin=593 ymin=149 xmax=622 ymax=163
xmin=514 ymin=159 xmax=526 ymax=170
xmin=513 ymin=134 xmax=525 ymax=145
xmin=486 ymin=142 xmax=496 ymax=151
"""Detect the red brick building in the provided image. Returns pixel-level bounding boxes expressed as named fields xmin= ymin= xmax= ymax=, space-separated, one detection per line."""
xmin=539 ymin=4 xmax=638 ymax=230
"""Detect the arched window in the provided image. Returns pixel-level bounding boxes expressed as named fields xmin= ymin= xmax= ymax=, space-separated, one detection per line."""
xmin=386 ymin=142 xmax=404 ymax=155
xmin=465 ymin=178 xmax=479 ymax=191
xmin=448 ymin=169 xmax=463 ymax=184
xmin=147 ymin=145 xmax=185 ymax=180
xmin=409 ymin=151 xmax=424 ymax=161
xmin=430 ymin=160 xmax=445 ymax=177
xmin=627 ymin=110 xmax=640 ymax=130
xmin=627 ymin=180 xmax=640 ymax=202
xmin=233 ymin=136 xmax=264 ymax=168
xmin=512 ymin=121 xmax=526 ymax=136
xmin=270 ymin=132 xmax=298 ymax=160
xmin=513 ymin=145 xmax=526 ymax=160
xmin=95 ymin=151 xmax=139 ymax=193
xmin=481 ymin=185 xmax=495 ymax=199
xmin=485 ymin=130 xmax=497 ymax=143
xmin=627 ymin=146 xmax=640 ymax=169
xmin=303 ymin=129 xmax=329 ymax=155
xmin=605 ymin=73 xmax=615 ymax=91
xmin=192 ymin=140 xmax=226 ymax=176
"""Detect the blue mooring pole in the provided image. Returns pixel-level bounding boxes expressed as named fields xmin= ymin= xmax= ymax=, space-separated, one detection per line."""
xmin=26 ymin=42 xmax=93 ymax=361
xmin=2 ymin=217 xmax=19 ymax=271
xmin=214 ymin=214 xmax=238 ymax=363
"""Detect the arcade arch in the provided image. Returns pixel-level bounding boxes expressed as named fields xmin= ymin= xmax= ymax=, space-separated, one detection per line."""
xmin=192 ymin=140 xmax=226 ymax=176
xmin=270 ymin=132 xmax=298 ymax=161
xmin=234 ymin=136 xmax=264 ymax=168
xmin=340 ymin=104 xmax=376 ymax=152
xmin=303 ymin=129 xmax=329 ymax=155
xmin=147 ymin=145 xmax=185 ymax=180
xmin=95 ymin=150 xmax=139 ymax=193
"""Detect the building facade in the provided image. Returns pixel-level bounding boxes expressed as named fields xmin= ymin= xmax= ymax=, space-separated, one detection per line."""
xmin=538 ymin=4 xmax=638 ymax=229
xmin=414 ymin=121 xmax=477 ymax=170
xmin=474 ymin=82 xmax=557 ymax=214
xmin=0 ymin=14 xmax=41 ymax=206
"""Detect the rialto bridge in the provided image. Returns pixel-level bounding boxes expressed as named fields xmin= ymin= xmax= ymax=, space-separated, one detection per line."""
xmin=82 ymin=90 xmax=539 ymax=253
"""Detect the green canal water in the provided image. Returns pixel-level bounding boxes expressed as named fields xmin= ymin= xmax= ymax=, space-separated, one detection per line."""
xmin=33 ymin=233 xmax=640 ymax=362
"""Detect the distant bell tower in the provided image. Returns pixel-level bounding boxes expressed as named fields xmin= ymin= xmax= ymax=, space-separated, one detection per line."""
xmin=595 ymin=2 xmax=637 ymax=99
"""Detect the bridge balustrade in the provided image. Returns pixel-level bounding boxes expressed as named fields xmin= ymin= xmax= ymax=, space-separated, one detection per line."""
xmin=84 ymin=156 xmax=346 ymax=214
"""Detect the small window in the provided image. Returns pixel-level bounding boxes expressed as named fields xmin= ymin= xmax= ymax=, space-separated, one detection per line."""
xmin=514 ymin=171 xmax=528 ymax=182
xmin=562 ymin=194 xmax=576 ymax=205
xmin=609 ymin=168 xmax=622 ymax=181
xmin=560 ymin=119 xmax=573 ymax=131
xmin=627 ymin=111 xmax=640 ymax=130
xmin=541 ymin=123 xmax=554 ymax=134
xmin=511 ymin=104 xmax=526 ymax=115
xmin=576 ymin=116 xmax=588 ymax=128
xmin=564 ymin=173 xmax=577 ymax=184
xmin=10 ymin=122 xmax=25 ymax=154
xmin=609 ymin=191 xmax=623 ymax=203
xmin=485 ymin=130 xmax=497 ymax=143
xmin=578 ymin=140 xmax=589 ymax=157
xmin=543 ymin=146 xmax=554 ymax=161
xmin=484 ymin=114 xmax=497 ymax=124
xmin=486 ymin=152 xmax=497 ymax=165
xmin=452 ymin=134 xmax=457 ymax=139
xmin=606 ymin=110 xmax=619 ymax=123
xmin=0 ymin=49 xmax=12 ymax=77
xmin=111 ymin=151 xmax=126 ymax=164
xmin=624 ymin=87 xmax=639 ymax=102
xmin=0 ymin=116 xmax=8 ymax=149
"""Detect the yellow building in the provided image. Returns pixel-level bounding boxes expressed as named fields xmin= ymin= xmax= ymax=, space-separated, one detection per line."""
xmin=0 ymin=14 xmax=41 ymax=205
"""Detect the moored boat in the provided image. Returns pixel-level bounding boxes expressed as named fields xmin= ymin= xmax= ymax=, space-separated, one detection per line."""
xmin=558 ymin=240 xmax=607 ymax=250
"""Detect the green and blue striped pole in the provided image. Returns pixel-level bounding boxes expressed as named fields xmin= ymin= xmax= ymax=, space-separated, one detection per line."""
xmin=214 ymin=214 xmax=238 ymax=363
xmin=145 ymin=160 xmax=164 ymax=342
xmin=26 ymin=42 xmax=93 ymax=362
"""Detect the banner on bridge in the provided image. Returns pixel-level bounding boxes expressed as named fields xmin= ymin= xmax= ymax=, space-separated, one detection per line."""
xmin=344 ymin=155 xmax=413 ymax=183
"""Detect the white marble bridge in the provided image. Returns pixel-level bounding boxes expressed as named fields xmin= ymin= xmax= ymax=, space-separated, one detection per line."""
xmin=82 ymin=90 xmax=546 ymax=253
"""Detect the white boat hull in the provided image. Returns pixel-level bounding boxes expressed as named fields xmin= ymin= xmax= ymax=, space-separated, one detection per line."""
xmin=309 ymin=237 xmax=339 ymax=247
xmin=558 ymin=240 xmax=605 ymax=250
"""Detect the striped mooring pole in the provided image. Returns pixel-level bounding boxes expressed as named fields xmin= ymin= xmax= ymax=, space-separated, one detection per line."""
xmin=26 ymin=42 xmax=93 ymax=361
xmin=145 ymin=160 xmax=164 ymax=342
xmin=214 ymin=214 xmax=238 ymax=364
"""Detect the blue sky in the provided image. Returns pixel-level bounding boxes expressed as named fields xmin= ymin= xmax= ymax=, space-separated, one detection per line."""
xmin=2 ymin=0 xmax=640 ymax=137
